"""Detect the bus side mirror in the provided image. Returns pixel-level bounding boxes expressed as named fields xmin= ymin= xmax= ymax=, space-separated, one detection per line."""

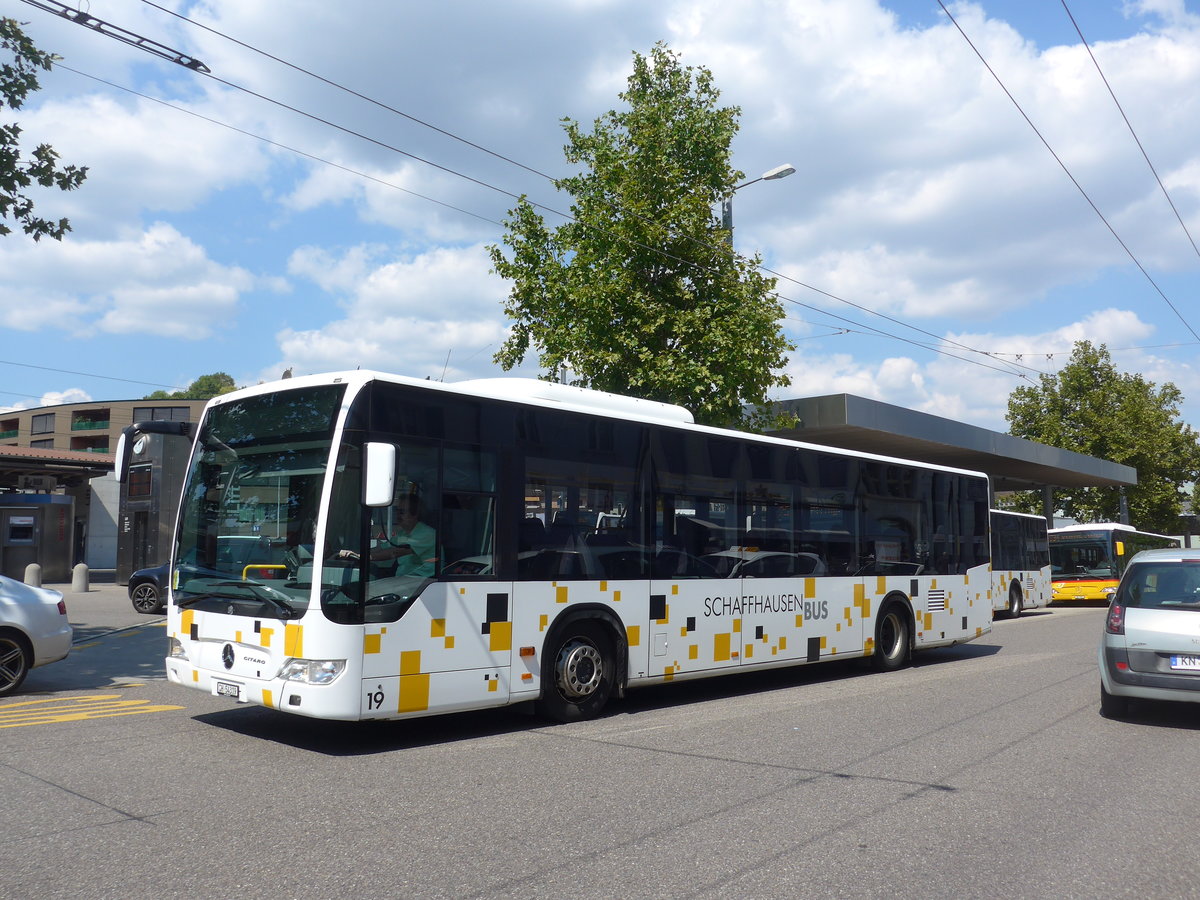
xmin=114 ymin=420 xmax=193 ymax=482
xmin=363 ymin=442 xmax=396 ymax=507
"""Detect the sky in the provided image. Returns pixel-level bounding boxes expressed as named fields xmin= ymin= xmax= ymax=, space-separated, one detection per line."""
xmin=2 ymin=0 xmax=1200 ymax=434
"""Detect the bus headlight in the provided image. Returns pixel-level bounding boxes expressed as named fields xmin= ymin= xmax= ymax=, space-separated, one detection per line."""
xmin=168 ymin=637 xmax=187 ymax=659
xmin=278 ymin=658 xmax=346 ymax=685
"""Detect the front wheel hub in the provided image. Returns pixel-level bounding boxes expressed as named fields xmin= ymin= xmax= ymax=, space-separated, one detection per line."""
xmin=555 ymin=638 xmax=603 ymax=699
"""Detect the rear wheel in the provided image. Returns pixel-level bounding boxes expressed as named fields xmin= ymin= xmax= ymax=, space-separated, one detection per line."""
xmin=871 ymin=603 xmax=910 ymax=672
xmin=130 ymin=581 xmax=164 ymax=614
xmin=1007 ymin=584 xmax=1023 ymax=619
xmin=0 ymin=633 xmax=31 ymax=697
xmin=1100 ymin=684 xmax=1129 ymax=718
xmin=536 ymin=620 xmax=616 ymax=722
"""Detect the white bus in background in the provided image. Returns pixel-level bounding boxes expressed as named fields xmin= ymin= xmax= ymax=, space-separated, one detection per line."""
xmin=121 ymin=370 xmax=994 ymax=724
xmin=989 ymin=509 xmax=1051 ymax=618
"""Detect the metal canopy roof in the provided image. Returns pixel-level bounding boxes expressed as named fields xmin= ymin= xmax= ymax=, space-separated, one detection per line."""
xmin=0 ymin=446 xmax=114 ymax=492
xmin=770 ymin=394 xmax=1136 ymax=492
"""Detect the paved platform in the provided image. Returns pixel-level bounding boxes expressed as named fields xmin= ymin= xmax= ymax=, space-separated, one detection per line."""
xmin=39 ymin=572 xmax=158 ymax=637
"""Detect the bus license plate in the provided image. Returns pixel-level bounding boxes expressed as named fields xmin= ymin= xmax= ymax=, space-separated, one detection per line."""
xmin=215 ymin=680 xmax=242 ymax=699
xmin=1169 ymin=655 xmax=1200 ymax=672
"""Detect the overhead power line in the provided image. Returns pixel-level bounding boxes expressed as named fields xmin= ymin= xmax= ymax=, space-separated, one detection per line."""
xmin=136 ymin=1 xmax=1044 ymax=380
xmin=18 ymin=0 xmax=209 ymax=71
xmin=937 ymin=0 xmax=1200 ymax=343
xmin=1060 ymin=0 xmax=1200 ymax=261
xmin=27 ymin=2 xmax=1048 ymax=389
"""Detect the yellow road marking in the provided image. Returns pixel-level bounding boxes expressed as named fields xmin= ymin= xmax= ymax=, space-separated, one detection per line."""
xmin=0 ymin=694 xmax=184 ymax=728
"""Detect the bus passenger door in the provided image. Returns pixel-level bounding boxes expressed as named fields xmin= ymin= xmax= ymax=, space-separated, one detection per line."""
xmin=648 ymin=548 xmax=743 ymax=680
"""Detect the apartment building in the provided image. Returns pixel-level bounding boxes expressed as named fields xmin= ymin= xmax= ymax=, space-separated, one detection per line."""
xmin=0 ymin=399 xmax=207 ymax=454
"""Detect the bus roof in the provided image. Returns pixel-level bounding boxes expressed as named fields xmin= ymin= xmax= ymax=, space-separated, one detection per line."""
xmin=1048 ymin=522 xmax=1173 ymax=539
xmin=207 ymin=369 xmax=991 ymax=482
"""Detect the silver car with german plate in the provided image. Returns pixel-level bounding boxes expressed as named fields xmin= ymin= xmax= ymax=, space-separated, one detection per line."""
xmin=1100 ymin=547 xmax=1200 ymax=717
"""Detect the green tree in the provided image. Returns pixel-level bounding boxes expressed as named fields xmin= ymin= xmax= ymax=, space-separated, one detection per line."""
xmin=488 ymin=42 xmax=793 ymax=429
xmin=1 ymin=17 xmax=88 ymax=241
xmin=144 ymin=372 xmax=237 ymax=401
xmin=1006 ymin=341 xmax=1200 ymax=532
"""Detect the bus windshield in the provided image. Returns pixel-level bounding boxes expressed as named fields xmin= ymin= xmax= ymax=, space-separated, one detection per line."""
xmin=1049 ymin=534 xmax=1113 ymax=580
xmin=173 ymin=384 xmax=345 ymax=618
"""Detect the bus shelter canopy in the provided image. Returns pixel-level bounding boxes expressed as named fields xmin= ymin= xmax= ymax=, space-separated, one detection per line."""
xmin=770 ymin=394 xmax=1136 ymax=493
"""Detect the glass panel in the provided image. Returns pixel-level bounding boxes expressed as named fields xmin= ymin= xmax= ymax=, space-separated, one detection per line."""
xmin=173 ymin=384 xmax=345 ymax=620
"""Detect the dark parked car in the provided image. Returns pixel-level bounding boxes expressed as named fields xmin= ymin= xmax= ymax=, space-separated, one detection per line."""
xmin=128 ymin=563 xmax=169 ymax=614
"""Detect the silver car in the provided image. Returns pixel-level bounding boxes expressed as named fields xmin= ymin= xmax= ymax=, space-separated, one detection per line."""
xmin=1099 ymin=547 xmax=1200 ymax=717
xmin=0 ymin=574 xmax=72 ymax=696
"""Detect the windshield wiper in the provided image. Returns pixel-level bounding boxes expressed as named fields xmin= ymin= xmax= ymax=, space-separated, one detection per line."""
xmin=176 ymin=581 xmax=298 ymax=619
xmin=212 ymin=581 xmax=298 ymax=618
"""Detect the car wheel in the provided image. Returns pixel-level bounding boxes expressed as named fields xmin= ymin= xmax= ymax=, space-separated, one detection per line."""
xmin=871 ymin=602 xmax=910 ymax=672
xmin=1100 ymin=684 xmax=1128 ymax=719
xmin=1007 ymin=584 xmax=1023 ymax=619
xmin=130 ymin=582 xmax=164 ymax=614
xmin=0 ymin=633 xmax=31 ymax=697
xmin=536 ymin=620 xmax=616 ymax=722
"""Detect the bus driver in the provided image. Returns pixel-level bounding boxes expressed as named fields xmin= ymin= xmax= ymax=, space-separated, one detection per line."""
xmin=335 ymin=496 xmax=437 ymax=578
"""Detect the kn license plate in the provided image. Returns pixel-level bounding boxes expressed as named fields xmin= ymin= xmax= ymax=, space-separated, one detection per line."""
xmin=1169 ymin=655 xmax=1200 ymax=672
xmin=215 ymin=680 xmax=242 ymax=699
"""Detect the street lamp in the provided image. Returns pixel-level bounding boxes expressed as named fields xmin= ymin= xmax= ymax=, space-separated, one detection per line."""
xmin=721 ymin=163 xmax=795 ymax=234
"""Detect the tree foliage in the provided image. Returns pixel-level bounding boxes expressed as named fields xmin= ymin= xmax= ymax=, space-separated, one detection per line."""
xmin=1005 ymin=341 xmax=1200 ymax=532
xmin=144 ymin=372 xmax=238 ymax=401
xmin=489 ymin=43 xmax=793 ymax=429
xmin=1 ymin=17 xmax=88 ymax=241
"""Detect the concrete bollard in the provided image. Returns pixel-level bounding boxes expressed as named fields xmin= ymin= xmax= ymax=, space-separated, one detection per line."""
xmin=24 ymin=562 xmax=42 ymax=587
xmin=71 ymin=562 xmax=90 ymax=593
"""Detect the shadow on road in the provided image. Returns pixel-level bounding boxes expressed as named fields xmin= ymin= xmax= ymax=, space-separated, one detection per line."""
xmin=192 ymin=640 xmax=1003 ymax=756
xmin=20 ymin=623 xmax=169 ymax=693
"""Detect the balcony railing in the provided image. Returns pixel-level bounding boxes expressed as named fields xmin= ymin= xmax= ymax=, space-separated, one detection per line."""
xmin=72 ymin=420 xmax=111 ymax=431
xmin=0 ymin=429 xmax=16 ymax=439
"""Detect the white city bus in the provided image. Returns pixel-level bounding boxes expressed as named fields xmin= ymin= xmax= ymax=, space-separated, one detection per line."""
xmin=989 ymin=509 xmax=1050 ymax=618
xmin=131 ymin=371 xmax=992 ymax=722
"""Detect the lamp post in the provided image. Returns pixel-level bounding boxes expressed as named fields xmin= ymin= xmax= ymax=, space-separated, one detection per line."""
xmin=721 ymin=163 xmax=795 ymax=237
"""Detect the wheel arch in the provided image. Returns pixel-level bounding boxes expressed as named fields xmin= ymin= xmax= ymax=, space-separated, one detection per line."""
xmin=542 ymin=603 xmax=629 ymax=699
xmin=877 ymin=591 xmax=915 ymax=657
xmin=878 ymin=588 xmax=912 ymax=667
xmin=0 ymin=624 xmax=33 ymax=655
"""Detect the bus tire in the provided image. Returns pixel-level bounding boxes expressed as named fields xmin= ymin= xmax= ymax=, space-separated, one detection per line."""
xmin=1007 ymin=583 xmax=1023 ymax=619
xmin=871 ymin=601 xmax=910 ymax=672
xmin=536 ymin=620 xmax=616 ymax=722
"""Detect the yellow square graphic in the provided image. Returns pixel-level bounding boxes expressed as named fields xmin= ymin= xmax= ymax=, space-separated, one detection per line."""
xmin=400 ymin=649 xmax=421 ymax=676
xmin=284 ymin=624 xmax=303 ymax=657
xmin=431 ymin=618 xmax=446 ymax=638
xmin=364 ymin=633 xmax=381 ymax=654
xmin=627 ymin=624 xmax=641 ymax=646
xmin=714 ymin=632 xmax=731 ymax=662
xmin=399 ymin=673 xmax=430 ymax=713
xmin=489 ymin=621 xmax=512 ymax=653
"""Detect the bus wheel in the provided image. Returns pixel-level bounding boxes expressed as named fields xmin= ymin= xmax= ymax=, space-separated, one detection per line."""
xmin=537 ymin=621 xmax=615 ymax=722
xmin=1007 ymin=584 xmax=1023 ymax=619
xmin=871 ymin=603 xmax=910 ymax=672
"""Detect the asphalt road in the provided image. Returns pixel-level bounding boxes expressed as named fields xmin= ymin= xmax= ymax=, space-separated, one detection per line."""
xmin=4 ymin=590 xmax=1199 ymax=899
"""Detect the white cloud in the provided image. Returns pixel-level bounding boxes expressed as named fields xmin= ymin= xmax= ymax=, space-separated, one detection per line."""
xmin=0 ymin=223 xmax=255 ymax=338
xmin=272 ymin=243 xmax=515 ymax=382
